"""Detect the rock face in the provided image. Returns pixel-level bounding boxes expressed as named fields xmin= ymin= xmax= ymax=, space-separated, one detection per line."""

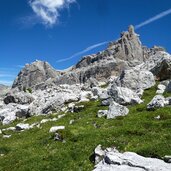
xmin=115 ymin=68 xmax=155 ymax=91
xmin=49 ymin=25 xmax=147 ymax=86
xmin=4 ymin=91 xmax=35 ymax=105
xmin=108 ymin=85 xmax=143 ymax=105
xmin=150 ymin=54 xmax=171 ymax=81
xmin=94 ymin=146 xmax=171 ymax=171
xmin=12 ymin=60 xmax=59 ymax=90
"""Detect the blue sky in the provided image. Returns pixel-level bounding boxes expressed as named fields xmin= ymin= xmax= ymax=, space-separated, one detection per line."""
xmin=0 ymin=0 xmax=171 ymax=85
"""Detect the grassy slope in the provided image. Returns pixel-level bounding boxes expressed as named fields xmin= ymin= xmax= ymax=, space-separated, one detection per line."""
xmin=0 ymin=86 xmax=171 ymax=171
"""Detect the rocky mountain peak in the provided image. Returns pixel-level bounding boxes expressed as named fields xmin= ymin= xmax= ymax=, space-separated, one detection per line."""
xmin=12 ymin=60 xmax=59 ymax=90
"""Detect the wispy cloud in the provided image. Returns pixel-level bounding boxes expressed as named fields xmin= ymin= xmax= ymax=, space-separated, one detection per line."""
xmin=29 ymin=0 xmax=76 ymax=26
xmin=135 ymin=8 xmax=171 ymax=29
xmin=56 ymin=41 xmax=109 ymax=63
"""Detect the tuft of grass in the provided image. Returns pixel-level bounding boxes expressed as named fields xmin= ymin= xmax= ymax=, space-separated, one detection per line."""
xmin=0 ymin=86 xmax=171 ymax=170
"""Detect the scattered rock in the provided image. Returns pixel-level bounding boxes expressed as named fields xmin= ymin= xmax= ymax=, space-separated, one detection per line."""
xmin=54 ymin=133 xmax=63 ymax=142
xmin=107 ymin=101 xmax=129 ymax=119
xmin=164 ymin=156 xmax=171 ymax=163
xmin=0 ymin=108 xmax=16 ymax=125
xmin=2 ymin=127 xmax=16 ymax=131
xmin=40 ymin=118 xmax=58 ymax=124
xmin=3 ymin=135 xmax=11 ymax=138
xmin=16 ymin=123 xmax=30 ymax=131
xmin=154 ymin=115 xmax=161 ymax=120
xmin=156 ymin=84 xmax=166 ymax=94
xmin=97 ymin=110 xmax=108 ymax=118
xmin=49 ymin=126 xmax=65 ymax=133
xmin=94 ymin=145 xmax=105 ymax=164
xmin=165 ymin=97 xmax=171 ymax=105
xmin=147 ymin=95 xmax=166 ymax=110
xmin=57 ymin=114 xmax=66 ymax=119
xmin=69 ymin=119 xmax=75 ymax=125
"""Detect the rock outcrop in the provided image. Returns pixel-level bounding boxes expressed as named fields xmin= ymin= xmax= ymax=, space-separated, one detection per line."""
xmin=94 ymin=145 xmax=171 ymax=171
xmin=115 ymin=68 xmax=155 ymax=91
xmin=12 ymin=60 xmax=59 ymax=90
xmin=147 ymin=95 xmax=166 ymax=110
xmin=108 ymin=85 xmax=143 ymax=105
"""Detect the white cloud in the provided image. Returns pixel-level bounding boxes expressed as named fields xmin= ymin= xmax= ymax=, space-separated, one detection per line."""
xmin=135 ymin=8 xmax=171 ymax=29
xmin=56 ymin=41 xmax=108 ymax=63
xmin=29 ymin=0 xmax=76 ymax=26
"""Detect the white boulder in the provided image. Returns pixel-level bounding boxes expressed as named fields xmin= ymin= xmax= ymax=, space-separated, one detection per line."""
xmin=49 ymin=126 xmax=65 ymax=133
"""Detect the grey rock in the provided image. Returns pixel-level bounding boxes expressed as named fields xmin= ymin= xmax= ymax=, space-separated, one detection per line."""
xmin=165 ymin=97 xmax=171 ymax=105
xmin=4 ymin=91 xmax=35 ymax=105
xmin=94 ymin=147 xmax=171 ymax=171
xmin=115 ymin=68 xmax=155 ymax=91
xmin=15 ymin=107 xmax=29 ymax=118
xmin=28 ymin=85 xmax=81 ymax=115
xmin=94 ymin=145 xmax=105 ymax=164
xmin=147 ymin=95 xmax=166 ymax=110
xmin=107 ymin=101 xmax=129 ymax=119
xmin=97 ymin=110 xmax=108 ymax=118
xmin=0 ymin=108 xmax=16 ymax=125
xmin=3 ymin=135 xmax=11 ymax=138
xmin=54 ymin=133 xmax=63 ymax=141
xmin=49 ymin=126 xmax=65 ymax=133
xmin=156 ymin=84 xmax=166 ymax=94
xmin=164 ymin=156 xmax=171 ymax=163
xmin=166 ymin=81 xmax=171 ymax=92
xmin=12 ymin=60 xmax=59 ymax=90
xmin=101 ymin=98 xmax=112 ymax=106
xmin=16 ymin=123 xmax=30 ymax=131
xmin=69 ymin=119 xmax=75 ymax=125
xmin=108 ymin=85 xmax=143 ymax=105
xmin=150 ymin=54 xmax=171 ymax=81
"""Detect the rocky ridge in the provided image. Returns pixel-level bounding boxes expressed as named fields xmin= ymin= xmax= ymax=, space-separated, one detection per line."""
xmin=1 ymin=25 xmax=171 ymax=170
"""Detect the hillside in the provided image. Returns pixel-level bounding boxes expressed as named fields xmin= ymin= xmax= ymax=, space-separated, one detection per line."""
xmin=1 ymin=26 xmax=171 ymax=170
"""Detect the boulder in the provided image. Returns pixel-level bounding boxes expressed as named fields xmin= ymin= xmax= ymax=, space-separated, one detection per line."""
xmin=16 ymin=123 xmax=30 ymax=131
xmin=107 ymin=101 xmax=129 ymax=119
xmin=15 ymin=105 xmax=29 ymax=118
xmin=94 ymin=146 xmax=171 ymax=171
xmin=0 ymin=108 xmax=16 ymax=125
xmin=151 ymin=55 xmax=171 ymax=81
xmin=115 ymin=68 xmax=155 ymax=91
xmin=147 ymin=95 xmax=166 ymax=110
xmin=108 ymin=86 xmax=143 ymax=105
xmin=49 ymin=126 xmax=65 ymax=133
xmin=156 ymin=84 xmax=166 ymax=94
